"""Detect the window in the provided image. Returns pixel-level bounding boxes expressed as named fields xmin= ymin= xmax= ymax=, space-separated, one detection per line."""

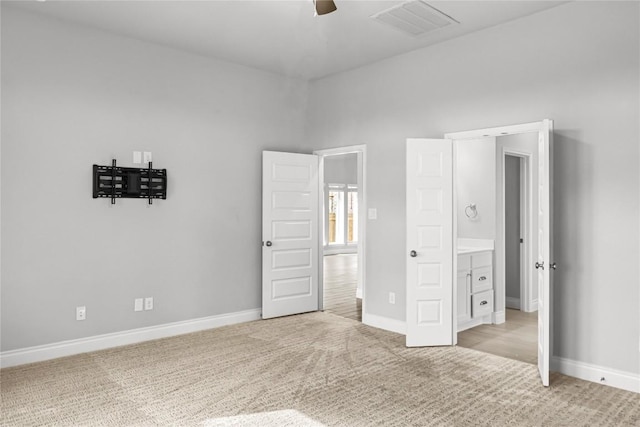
xmin=328 ymin=188 xmax=344 ymax=245
xmin=326 ymin=184 xmax=357 ymax=247
xmin=348 ymin=186 xmax=358 ymax=243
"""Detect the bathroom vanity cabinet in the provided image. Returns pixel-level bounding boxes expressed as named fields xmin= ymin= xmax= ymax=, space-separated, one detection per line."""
xmin=457 ymin=249 xmax=494 ymax=332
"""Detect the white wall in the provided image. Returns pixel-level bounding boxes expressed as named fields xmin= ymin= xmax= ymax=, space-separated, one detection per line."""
xmin=306 ymin=1 xmax=639 ymax=374
xmin=456 ymin=138 xmax=496 ymax=239
xmin=324 ymin=153 xmax=357 ymax=185
xmin=0 ymin=7 xmax=309 ymax=351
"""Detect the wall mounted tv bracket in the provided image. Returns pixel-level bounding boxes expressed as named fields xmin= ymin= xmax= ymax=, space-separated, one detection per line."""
xmin=93 ymin=159 xmax=167 ymax=204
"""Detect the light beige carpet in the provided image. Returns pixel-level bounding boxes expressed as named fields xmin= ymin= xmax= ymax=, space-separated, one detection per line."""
xmin=1 ymin=312 xmax=638 ymax=426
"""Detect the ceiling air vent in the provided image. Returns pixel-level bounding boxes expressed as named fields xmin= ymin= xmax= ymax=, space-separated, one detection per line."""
xmin=371 ymin=0 xmax=459 ymax=37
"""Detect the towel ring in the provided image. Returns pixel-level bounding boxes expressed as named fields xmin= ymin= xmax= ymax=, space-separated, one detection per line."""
xmin=465 ymin=204 xmax=478 ymax=219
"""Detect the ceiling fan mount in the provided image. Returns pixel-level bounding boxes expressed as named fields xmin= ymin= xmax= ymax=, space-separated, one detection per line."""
xmin=314 ymin=0 xmax=337 ymax=16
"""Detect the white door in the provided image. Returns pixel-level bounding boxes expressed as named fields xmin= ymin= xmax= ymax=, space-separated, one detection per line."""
xmin=406 ymin=139 xmax=454 ymax=346
xmin=536 ymin=120 xmax=554 ymax=386
xmin=262 ymin=151 xmax=319 ymax=319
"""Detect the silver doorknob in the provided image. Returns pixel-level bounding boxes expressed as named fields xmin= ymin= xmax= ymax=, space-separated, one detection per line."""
xmin=265 ymin=241 xmax=272 ymax=247
xmin=551 ymin=262 xmax=557 ymax=270
xmin=410 ymin=250 xmax=417 ymax=257
xmin=535 ymin=261 xmax=544 ymax=270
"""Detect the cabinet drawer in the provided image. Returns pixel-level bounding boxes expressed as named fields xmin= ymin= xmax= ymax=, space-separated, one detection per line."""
xmin=471 ymin=266 xmax=492 ymax=293
xmin=472 ymin=290 xmax=493 ymax=318
xmin=457 ymin=254 xmax=471 ymax=271
xmin=471 ymin=252 xmax=492 ymax=268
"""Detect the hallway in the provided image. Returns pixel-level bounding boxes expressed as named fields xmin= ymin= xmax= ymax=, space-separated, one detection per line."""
xmin=323 ymin=254 xmax=361 ymax=321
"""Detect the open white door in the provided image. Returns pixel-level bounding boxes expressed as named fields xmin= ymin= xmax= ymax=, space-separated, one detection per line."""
xmin=262 ymin=151 xmax=319 ymax=319
xmin=406 ymin=139 xmax=454 ymax=347
xmin=536 ymin=120 xmax=554 ymax=386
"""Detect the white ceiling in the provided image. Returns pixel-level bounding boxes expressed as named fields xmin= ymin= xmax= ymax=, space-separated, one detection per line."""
xmin=8 ymin=0 xmax=569 ymax=80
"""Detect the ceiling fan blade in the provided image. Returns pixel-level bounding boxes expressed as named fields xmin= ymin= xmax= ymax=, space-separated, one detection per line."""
xmin=315 ymin=0 xmax=337 ymax=16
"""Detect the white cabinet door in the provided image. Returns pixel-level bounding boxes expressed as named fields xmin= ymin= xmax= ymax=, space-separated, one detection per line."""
xmin=406 ymin=138 xmax=454 ymax=347
xmin=457 ymin=270 xmax=471 ymax=325
xmin=262 ymin=151 xmax=319 ymax=319
xmin=536 ymin=120 xmax=553 ymax=386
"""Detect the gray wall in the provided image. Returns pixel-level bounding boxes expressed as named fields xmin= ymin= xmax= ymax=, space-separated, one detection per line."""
xmin=306 ymin=1 xmax=639 ymax=373
xmin=0 ymin=8 xmax=309 ymax=351
xmin=324 ymin=153 xmax=357 ymax=185
xmin=456 ymin=138 xmax=496 ymax=239
xmin=505 ymin=156 xmax=520 ymax=302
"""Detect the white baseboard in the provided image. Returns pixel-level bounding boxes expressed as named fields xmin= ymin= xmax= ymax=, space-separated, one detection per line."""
xmin=492 ymin=310 xmax=506 ymax=324
xmin=552 ymin=356 xmax=640 ymax=393
xmin=0 ymin=309 xmax=262 ymax=369
xmin=355 ymin=287 xmax=363 ymax=299
xmin=457 ymin=318 xmax=483 ymax=332
xmin=363 ymin=312 xmax=406 ymax=335
xmin=505 ymin=297 xmax=521 ymax=310
xmin=530 ymin=299 xmax=538 ymax=312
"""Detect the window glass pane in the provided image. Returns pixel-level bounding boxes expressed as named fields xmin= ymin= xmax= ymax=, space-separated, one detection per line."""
xmin=328 ymin=190 xmax=344 ymax=245
xmin=348 ymin=191 xmax=358 ymax=243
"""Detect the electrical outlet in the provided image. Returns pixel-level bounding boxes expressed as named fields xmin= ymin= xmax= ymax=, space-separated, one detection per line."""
xmin=144 ymin=297 xmax=153 ymax=311
xmin=134 ymin=298 xmax=144 ymax=312
xmin=133 ymin=151 xmax=142 ymax=164
xmin=76 ymin=306 xmax=86 ymax=321
xmin=388 ymin=292 xmax=395 ymax=304
xmin=143 ymin=151 xmax=152 ymax=164
xmin=368 ymin=208 xmax=377 ymax=220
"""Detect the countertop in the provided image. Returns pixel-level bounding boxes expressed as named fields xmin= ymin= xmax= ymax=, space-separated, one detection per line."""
xmin=457 ymin=246 xmax=493 ymax=255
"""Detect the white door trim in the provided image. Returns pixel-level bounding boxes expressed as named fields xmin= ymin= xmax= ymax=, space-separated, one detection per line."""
xmin=313 ymin=145 xmax=367 ymax=312
xmin=445 ymin=121 xmax=545 ymax=140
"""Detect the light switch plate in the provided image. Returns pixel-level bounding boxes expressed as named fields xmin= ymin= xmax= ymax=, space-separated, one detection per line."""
xmin=143 ymin=152 xmax=152 ymax=163
xmin=368 ymin=208 xmax=377 ymax=220
xmin=133 ymin=151 xmax=142 ymax=164
xmin=134 ymin=298 xmax=143 ymax=312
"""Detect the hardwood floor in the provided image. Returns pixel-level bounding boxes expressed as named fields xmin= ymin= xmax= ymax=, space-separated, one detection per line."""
xmin=323 ymin=255 xmax=534 ymax=364
xmin=457 ymin=308 xmax=538 ymax=365
xmin=323 ymin=253 xmax=361 ymax=322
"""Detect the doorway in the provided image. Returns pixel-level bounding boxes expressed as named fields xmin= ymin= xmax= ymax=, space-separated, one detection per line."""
xmin=505 ymin=154 xmax=523 ymax=311
xmin=314 ymin=146 xmax=366 ymax=322
xmin=451 ymin=133 xmax=538 ymax=363
xmin=441 ymin=120 xmax=553 ymax=386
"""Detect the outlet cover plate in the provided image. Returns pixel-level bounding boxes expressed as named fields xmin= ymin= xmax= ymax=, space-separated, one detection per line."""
xmin=144 ymin=297 xmax=153 ymax=311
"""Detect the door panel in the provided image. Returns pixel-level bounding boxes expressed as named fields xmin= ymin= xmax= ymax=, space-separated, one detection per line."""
xmin=406 ymin=139 xmax=454 ymax=347
xmin=456 ymin=270 xmax=470 ymax=325
xmin=262 ymin=151 xmax=319 ymax=319
xmin=536 ymin=120 xmax=553 ymax=386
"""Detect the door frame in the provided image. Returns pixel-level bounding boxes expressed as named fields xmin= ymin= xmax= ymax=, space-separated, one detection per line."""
xmin=502 ymin=150 xmax=533 ymax=313
xmin=313 ymin=145 xmax=367 ymax=313
xmin=445 ymin=120 xmax=552 ymax=356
